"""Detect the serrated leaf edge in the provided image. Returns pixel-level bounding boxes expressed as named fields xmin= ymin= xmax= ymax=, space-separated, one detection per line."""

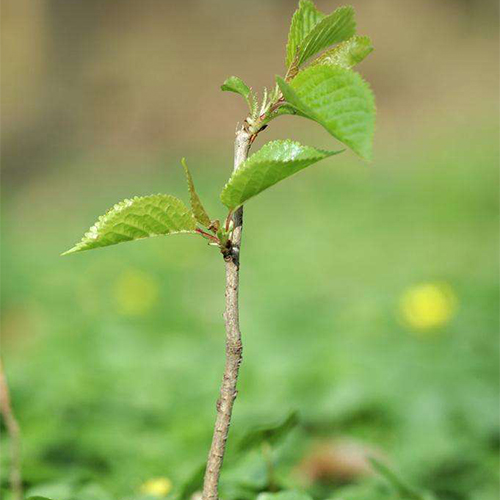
xmin=295 ymin=5 xmax=357 ymax=68
xmin=220 ymin=140 xmax=342 ymax=209
xmin=62 ymin=194 xmax=197 ymax=256
xmin=313 ymin=35 xmax=374 ymax=69
xmin=286 ymin=0 xmax=326 ymax=68
xmin=276 ymin=69 xmax=375 ymax=161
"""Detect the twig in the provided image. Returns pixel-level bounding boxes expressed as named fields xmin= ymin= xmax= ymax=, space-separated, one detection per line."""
xmin=202 ymin=125 xmax=252 ymax=500
xmin=224 ymin=210 xmax=234 ymax=232
xmin=196 ymin=228 xmax=220 ymax=244
xmin=0 ymin=359 xmax=23 ymax=500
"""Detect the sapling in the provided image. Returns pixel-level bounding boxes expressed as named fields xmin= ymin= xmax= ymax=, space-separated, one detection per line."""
xmin=63 ymin=2 xmax=375 ymax=498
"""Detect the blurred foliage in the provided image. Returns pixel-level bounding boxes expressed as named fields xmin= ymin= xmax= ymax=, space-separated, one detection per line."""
xmin=1 ymin=0 xmax=499 ymax=499
xmin=1 ymin=125 xmax=498 ymax=499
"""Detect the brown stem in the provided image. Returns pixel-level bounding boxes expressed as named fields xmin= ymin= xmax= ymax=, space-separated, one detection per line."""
xmin=224 ymin=210 xmax=234 ymax=232
xmin=196 ymin=228 xmax=220 ymax=244
xmin=0 ymin=359 xmax=23 ymax=500
xmin=202 ymin=126 xmax=252 ymax=500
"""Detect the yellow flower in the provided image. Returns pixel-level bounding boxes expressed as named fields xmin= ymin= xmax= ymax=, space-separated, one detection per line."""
xmin=140 ymin=477 xmax=173 ymax=497
xmin=400 ymin=282 xmax=457 ymax=331
xmin=113 ymin=269 xmax=159 ymax=316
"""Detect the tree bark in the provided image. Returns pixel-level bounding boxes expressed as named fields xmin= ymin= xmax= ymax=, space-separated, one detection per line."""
xmin=202 ymin=126 xmax=252 ymax=500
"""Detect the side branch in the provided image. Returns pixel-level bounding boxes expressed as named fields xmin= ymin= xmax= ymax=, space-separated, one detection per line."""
xmin=202 ymin=126 xmax=251 ymax=500
xmin=0 ymin=359 xmax=23 ymax=500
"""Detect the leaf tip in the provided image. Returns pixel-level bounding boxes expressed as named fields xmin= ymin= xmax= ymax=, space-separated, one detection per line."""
xmin=356 ymin=139 xmax=374 ymax=162
xmin=275 ymin=75 xmax=288 ymax=91
xmin=61 ymin=246 xmax=78 ymax=256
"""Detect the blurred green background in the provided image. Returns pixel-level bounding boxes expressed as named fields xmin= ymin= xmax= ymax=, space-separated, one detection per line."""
xmin=1 ymin=0 xmax=499 ymax=499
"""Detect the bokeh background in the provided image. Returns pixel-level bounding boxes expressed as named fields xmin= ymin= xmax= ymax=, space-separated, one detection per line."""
xmin=1 ymin=0 xmax=499 ymax=499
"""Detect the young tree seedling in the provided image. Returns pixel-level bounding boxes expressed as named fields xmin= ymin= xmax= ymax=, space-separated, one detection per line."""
xmin=63 ymin=2 xmax=375 ymax=498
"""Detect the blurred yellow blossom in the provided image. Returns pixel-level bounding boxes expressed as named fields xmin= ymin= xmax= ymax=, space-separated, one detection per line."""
xmin=400 ymin=282 xmax=457 ymax=331
xmin=113 ymin=269 xmax=159 ymax=316
xmin=140 ymin=477 xmax=173 ymax=497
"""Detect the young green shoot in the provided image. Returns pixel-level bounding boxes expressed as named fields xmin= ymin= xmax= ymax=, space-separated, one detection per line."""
xmin=63 ymin=2 xmax=375 ymax=498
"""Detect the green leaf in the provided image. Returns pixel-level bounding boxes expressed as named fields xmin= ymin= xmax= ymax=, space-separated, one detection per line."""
xmin=370 ymin=458 xmax=434 ymax=500
xmin=221 ymin=76 xmax=253 ymax=108
xmin=286 ymin=0 xmax=325 ymax=68
xmin=257 ymin=492 xmax=313 ymax=500
xmin=181 ymin=158 xmax=212 ymax=228
xmin=326 ymin=482 xmax=390 ymax=500
xmin=237 ymin=410 xmax=299 ymax=453
xmin=177 ymin=463 xmax=205 ymax=500
xmin=294 ymin=5 xmax=356 ymax=68
xmin=314 ymin=35 xmax=373 ymax=69
xmin=220 ymin=140 xmax=341 ymax=209
xmin=277 ymin=65 xmax=375 ymax=160
xmin=62 ymin=194 xmax=196 ymax=255
xmin=26 ymin=497 xmax=56 ymax=500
